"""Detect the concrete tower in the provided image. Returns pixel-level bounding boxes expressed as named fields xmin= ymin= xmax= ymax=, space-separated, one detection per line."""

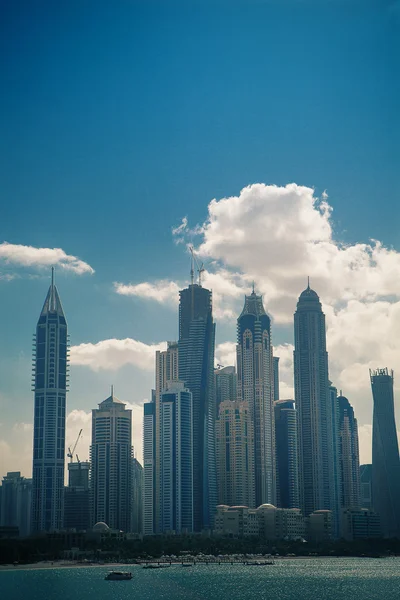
xmin=154 ymin=342 xmax=179 ymax=532
xmin=338 ymin=394 xmax=361 ymax=509
xmin=216 ymin=400 xmax=255 ymax=507
xmin=294 ymin=282 xmax=335 ymax=519
xmin=237 ymin=289 xmax=276 ymax=506
xmin=143 ymin=395 xmax=156 ymax=535
xmin=90 ymin=389 xmax=132 ymax=531
xmin=274 ymin=400 xmax=300 ymax=509
xmin=215 ymin=366 xmax=237 ymax=417
xmin=160 ymin=381 xmax=193 ymax=533
xmin=31 ymin=269 xmax=68 ymax=533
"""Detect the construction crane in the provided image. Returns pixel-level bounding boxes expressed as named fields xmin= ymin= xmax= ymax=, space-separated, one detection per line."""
xmin=189 ymin=245 xmax=205 ymax=287
xmin=67 ymin=429 xmax=82 ymax=463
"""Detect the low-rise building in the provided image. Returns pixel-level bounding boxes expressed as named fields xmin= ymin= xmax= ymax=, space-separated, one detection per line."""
xmin=257 ymin=504 xmax=305 ymax=540
xmin=214 ymin=503 xmax=305 ymax=539
xmin=341 ymin=508 xmax=381 ymax=541
xmin=307 ymin=510 xmax=332 ymax=543
xmin=214 ymin=505 xmax=259 ymax=537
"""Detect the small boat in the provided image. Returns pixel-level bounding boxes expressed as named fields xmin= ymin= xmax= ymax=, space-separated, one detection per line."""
xmin=182 ymin=563 xmax=194 ymax=567
xmin=143 ymin=563 xmax=171 ymax=569
xmin=245 ymin=560 xmax=274 ymax=566
xmin=105 ymin=571 xmax=133 ymax=580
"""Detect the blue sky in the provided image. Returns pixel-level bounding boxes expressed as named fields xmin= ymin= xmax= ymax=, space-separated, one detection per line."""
xmin=1 ymin=0 xmax=399 ymax=477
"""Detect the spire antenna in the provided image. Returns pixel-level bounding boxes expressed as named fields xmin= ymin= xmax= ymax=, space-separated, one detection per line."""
xmin=307 ymin=275 xmax=310 ymax=289
xmin=111 ymin=384 xmax=114 ymax=397
xmin=252 ymin=280 xmax=255 ymax=294
xmin=51 ymin=266 xmax=55 ymax=287
xmin=189 ymin=246 xmax=194 ymax=286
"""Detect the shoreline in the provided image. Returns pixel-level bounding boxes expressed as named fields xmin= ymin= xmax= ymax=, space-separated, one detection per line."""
xmin=0 ymin=555 xmax=392 ymax=572
xmin=0 ymin=561 xmax=128 ymax=573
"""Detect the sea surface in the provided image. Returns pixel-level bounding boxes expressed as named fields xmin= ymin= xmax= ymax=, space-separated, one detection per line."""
xmin=1 ymin=558 xmax=400 ymax=600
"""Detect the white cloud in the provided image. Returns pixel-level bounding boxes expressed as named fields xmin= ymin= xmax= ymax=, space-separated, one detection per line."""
xmin=114 ymin=280 xmax=180 ymax=305
xmin=13 ymin=422 xmax=33 ymax=433
xmin=85 ymin=182 xmax=400 ymax=462
xmin=273 ymin=343 xmax=295 ymax=400
xmin=0 ymin=272 xmax=18 ymax=282
xmin=215 ymin=342 xmax=237 ymax=368
xmin=70 ymin=338 xmax=167 ymax=372
xmin=180 ymin=182 xmax=400 ymax=460
xmin=0 ymin=242 xmax=94 ymax=275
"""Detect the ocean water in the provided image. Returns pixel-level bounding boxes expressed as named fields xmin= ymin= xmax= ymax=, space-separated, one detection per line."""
xmin=1 ymin=558 xmax=400 ymax=600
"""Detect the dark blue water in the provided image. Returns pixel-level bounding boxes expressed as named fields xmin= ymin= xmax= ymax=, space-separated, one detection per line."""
xmin=1 ymin=558 xmax=400 ymax=600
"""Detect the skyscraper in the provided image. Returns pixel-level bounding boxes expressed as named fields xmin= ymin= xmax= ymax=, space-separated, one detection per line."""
xmin=143 ymin=396 xmax=156 ymax=535
xmin=273 ymin=357 xmax=280 ymax=401
xmin=294 ymin=283 xmax=335 ymax=518
xmin=274 ymin=400 xmax=300 ymax=509
xmin=154 ymin=342 xmax=179 ymax=532
xmin=131 ymin=457 xmax=143 ymax=534
xmin=31 ymin=270 xmax=68 ymax=533
xmin=215 ymin=366 xmax=237 ymax=417
xmin=328 ymin=384 xmax=341 ymax=538
xmin=64 ymin=461 xmax=90 ymax=531
xmin=237 ymin=289 xmax=276 ymax=506
xmin=90 ymin=389 xmax=132 ymax=531
xmin=216 ymin=400 xmax=255 ymax=507
xmin=178 ymin=281 xmax=216 ymax=531
xmin=359 ymin=464 xmax=372 ymax=510
xmin=370 ymin=368 xmax=400 ymax=537
xmin=338 ymin=393 xmax=360 ymax=509
xmin=160 ymin=381 xmax=193 ymax=533
xmin=1 ymin=472 xmax=32 ymax=537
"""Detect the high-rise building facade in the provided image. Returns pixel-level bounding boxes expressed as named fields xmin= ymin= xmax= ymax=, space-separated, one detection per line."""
xmin=359 ymin=464 xmax=372 ymax=510
xmin=328 ymin=384 xmax=342 ymax=538
xmin=90 ymin=390 xmax=132 ymax=531
xmin=143 ymin=395 xmax=156 ymax=535
xmin=0 ymin=472 xmax=32 ymax=537
xmin=215 ymin=366 xmax=237 ymax=417
xmin=237 ymin=290 xmax=276 ymax=506
xmin=160 ymin=381 xmax=193 ymax=533
xmin=178 ymin=282 xmax=216 ymax=531
xmin=338 ymin=394 xmax=360 ymax=509
xmin=215 ymin=400 xmax=255 ymax=507
xmin=154 ymin=342 xmax=179 ymax=532
xmin=131 ymin=457 xmax=143 ymax=534
xmin=370 ymin=368 xmax=400 ymax=537
xmin=64 ymin=461 xmax=90 ymax=531
xmin=294 ymin=284 xmax=335 ymax=519
xmin=274 ymin=400 xmax=300 ymax=509
xmin=31 ymin=271 xmax=68 ymax=533
xmin=273 ymin=357 xmax=280 ymax=401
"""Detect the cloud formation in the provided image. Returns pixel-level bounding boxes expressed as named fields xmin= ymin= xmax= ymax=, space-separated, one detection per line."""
xmin=70 ymin=338 xmax=167 ymax=372
xmin=114 ymin=280 xmax=180 ymax=305
xmin=0 ymin=242 xmax=94 ymax=275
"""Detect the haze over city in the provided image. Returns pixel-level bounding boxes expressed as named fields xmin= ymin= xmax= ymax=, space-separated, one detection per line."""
xmin=1 ymin=0 xmax=399 ymax=485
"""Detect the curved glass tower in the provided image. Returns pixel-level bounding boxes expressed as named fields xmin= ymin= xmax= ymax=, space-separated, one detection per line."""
xmin=237 ymin=290 xmax=276 ymax=507
xmin=370 ymin=368 xmax=400 ymax=537
xmin=31 ymin=271 xmax=68 ymax=532
xmin=178 ymin=283 xmax=216 ymax=531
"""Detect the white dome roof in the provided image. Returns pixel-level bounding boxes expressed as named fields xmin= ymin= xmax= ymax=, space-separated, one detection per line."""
xmin=93 ymin=521 xmax=110 ymax=532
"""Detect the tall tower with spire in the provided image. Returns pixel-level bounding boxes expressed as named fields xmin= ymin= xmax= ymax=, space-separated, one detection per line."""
xmin=294 ymin=281 xmax=335 ymax=519
xmin=236 ymin=288 xmax=276 ymax=507
xmin=178 ymin=267 xmax=216 ymax=531
xmin=31 ymin=269 xmax=69 ymax=532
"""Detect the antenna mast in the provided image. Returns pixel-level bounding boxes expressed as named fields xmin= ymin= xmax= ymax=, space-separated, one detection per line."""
xmin=189 ymin=245 xmax=205 ymax=287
